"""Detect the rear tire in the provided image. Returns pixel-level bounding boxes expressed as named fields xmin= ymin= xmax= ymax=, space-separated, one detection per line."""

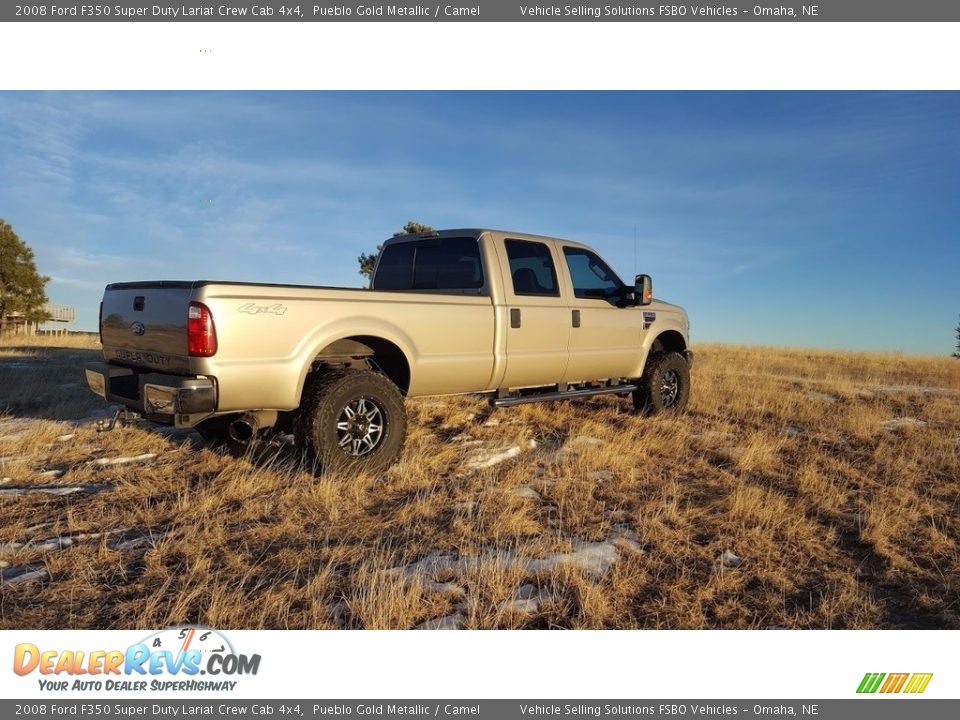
xmin=296 ymin=369 xmax=407 ymax=474
xmin=633 ymin=351 xmax=690 ymax=415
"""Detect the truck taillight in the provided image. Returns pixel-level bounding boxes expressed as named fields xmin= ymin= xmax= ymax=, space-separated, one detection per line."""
xmin=187 ymin=302 xmax=217 ymax=357
xmin=98 ymin=301 xmax=103 ymax=344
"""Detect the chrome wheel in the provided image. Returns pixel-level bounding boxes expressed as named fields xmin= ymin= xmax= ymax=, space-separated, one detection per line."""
xmin=661 ymin=369 xmax=680 ymax=407
xmin=335 ymin=397 xmax=385 ymax=457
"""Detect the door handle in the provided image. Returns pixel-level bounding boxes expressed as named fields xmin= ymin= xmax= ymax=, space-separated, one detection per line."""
xmin=510 ymin=308 xmax=521 ymax=328
xmin=572 ymin=309 xmax=581 ymax=328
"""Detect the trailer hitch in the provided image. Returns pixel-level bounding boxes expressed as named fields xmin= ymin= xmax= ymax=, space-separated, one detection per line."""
xmin=95 ymin=408 xmax=144 ymax=432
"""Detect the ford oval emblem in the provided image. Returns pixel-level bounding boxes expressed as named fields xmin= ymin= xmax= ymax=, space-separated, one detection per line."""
xmin=131 ymin=321 xmax=146 ymax=336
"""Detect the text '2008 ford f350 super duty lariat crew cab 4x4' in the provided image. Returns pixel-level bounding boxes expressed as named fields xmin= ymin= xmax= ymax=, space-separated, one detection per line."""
xmin=86 ymin=229 xmax=693 ymax=472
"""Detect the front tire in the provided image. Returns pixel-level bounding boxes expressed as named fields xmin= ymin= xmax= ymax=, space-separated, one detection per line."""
xmin=296 ymin=369 xmax=407 ymax=474
xmin=633 ymin=351 xmax=691 ymax=415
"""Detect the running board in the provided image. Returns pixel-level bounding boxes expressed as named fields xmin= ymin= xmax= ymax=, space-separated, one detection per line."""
xmin=491 ymin=383 xmax=638 ymax=407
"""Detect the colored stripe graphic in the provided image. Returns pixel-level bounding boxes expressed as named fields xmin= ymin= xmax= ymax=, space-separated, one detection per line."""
xmin=881 ymin=673 xmax=909 ymax=693
xmin=857 ymin=673 xmax=885 ymax=693
xmin=857 ymin=672 xmax=933 ymax=694
xmin=904 ymin=673 xmax=934 ymax=694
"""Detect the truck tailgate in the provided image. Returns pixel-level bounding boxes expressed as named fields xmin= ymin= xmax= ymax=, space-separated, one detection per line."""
xmin=100 ymin=281 xmax=195 ymax=374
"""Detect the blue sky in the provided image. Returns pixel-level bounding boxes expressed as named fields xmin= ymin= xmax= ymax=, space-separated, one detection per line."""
xmin=0 ymin=91 xmax=957 ymax=354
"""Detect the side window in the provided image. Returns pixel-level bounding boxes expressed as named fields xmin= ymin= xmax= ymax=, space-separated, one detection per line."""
xmin=412 ymin=238 xmax=484 ymax=291
xmin=505 ymin=239 xmax=559 ymax=297
xmin=373 ymin=237 xmax=484 ymax=292
xmin=562 ymin=247 xmax=624 ymax=303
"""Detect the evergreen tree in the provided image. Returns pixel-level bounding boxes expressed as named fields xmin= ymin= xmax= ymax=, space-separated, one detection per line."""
xmin=0 ymin=219 xmax=51 ymax=333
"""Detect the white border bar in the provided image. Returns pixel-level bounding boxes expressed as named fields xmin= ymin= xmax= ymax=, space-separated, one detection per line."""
xmin=2 ymin=630 xmax=956 ymax=699
xmin=1 ymin=22 xmax=958 ymax=90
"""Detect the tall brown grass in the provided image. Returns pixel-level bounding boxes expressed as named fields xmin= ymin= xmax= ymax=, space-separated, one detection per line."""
xmin=1 ymin=336 xmax=958 ymax=629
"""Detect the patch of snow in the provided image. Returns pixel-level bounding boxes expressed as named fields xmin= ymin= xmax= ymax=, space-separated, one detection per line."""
xmin=502 ymin=597 xmax=541 ymax=614
xmin=325 ymin=601 xmax=348 ymax=628
xmin=388 ymin=551 xmax=460 ymax=580
xmin=1 ymin=565 xmax=48 ymax=585
xmin=562 ymin=436 xmax=604 ymax=452
xmin=39 ymin=469 xmax=65 ymax=479
xmin=517 ymin=583 xmax=540 ymax=600
xmin=589 ymin=470 xmax=615 ymax=483
xmin=502 ymin=583 xmax=553 ymax=614
xmin=53 ymin=433 xmax=75 ymax=442
xmin=93 ymin=453 xmax=157 ymax=467
xmin=874 ymin=385 xmax=960 ymax=396
xmin=415 ymin=612 xmax=465 ymax=630
xmin=784 ymin=425 xmax=804 ymax=437
xmin=609 ymin=524 xmax=644 ymax=554
xmin=0 ymin=483 xmax=112 ymax=497
xmin=879 ymin=417 xmax=927 ymax=432
xmin=422 ymin=580 xmax=464 ymax=595
xmin=1 ymin=536 xmax=74 ymax=553
xmin=109 ymin=530 xmax=166 ymax=551
xmin=715 ymin=549 xmax=743 ymax=570
xmin=464 ymin=440 xmax=536 ymax=471
xmin=510 ymin=486 xmax=542 ymax=501
xmin=526 ymin=540 xmax=620 ymax=578
xmin=809 ymin=392 xmax=838 ymax=403
xmin=389 ymin=532 xmax=627 ymax=591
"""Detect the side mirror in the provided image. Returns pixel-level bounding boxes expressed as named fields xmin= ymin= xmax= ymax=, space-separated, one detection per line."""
xmin=635 ymin=274 xmax=653 ymax=306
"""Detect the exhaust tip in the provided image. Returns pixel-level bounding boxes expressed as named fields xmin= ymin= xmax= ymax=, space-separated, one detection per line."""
xmin=228 ymin=417 xmax=257 ymax=444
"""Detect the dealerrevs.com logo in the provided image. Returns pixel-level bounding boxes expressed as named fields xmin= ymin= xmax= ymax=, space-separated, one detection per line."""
xmin=13 ymin=627 xmax=261 ymax=693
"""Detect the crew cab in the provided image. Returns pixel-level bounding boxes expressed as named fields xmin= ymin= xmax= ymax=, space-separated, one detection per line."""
xmin=86 ymin=229 xmax=692 ymax=471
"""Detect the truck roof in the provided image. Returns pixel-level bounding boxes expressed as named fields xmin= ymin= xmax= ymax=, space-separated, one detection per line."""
xmin=383 ymin=228 xmax=591 ymax=249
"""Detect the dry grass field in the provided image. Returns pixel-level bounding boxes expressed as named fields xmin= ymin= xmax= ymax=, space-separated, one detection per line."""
xmin=1 ymin=334 xmax=958 ymax=630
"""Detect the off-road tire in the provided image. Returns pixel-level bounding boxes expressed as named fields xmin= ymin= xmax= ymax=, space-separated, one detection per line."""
xmin=296 ymin=369 xmax=407 ymax=474
xmin=633 ymin=351 xmax=690 ymax=415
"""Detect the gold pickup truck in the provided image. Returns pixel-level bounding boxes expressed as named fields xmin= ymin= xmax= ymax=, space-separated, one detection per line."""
xmin=86 ymin=229 xmax=692 ymax=471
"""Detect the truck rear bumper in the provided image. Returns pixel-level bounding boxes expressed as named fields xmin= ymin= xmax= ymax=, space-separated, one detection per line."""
xmin=85 ymin=362 xmax=216 ymax=422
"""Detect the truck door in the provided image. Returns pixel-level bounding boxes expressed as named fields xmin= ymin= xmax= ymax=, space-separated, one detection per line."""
xmin=560 ymin=245 xmax=644 ymax=383
xmin=495 ymin=237 xmax=571 ymax=389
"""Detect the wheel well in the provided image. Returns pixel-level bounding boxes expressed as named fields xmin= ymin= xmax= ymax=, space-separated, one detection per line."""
xmin=651 ymin=330 xmax=687 ymax=354
xmin=312 ymin=335 xmax=411 ymax=394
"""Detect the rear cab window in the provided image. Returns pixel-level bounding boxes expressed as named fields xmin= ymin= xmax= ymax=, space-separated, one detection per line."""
xmin=373 ymin=237 xmax=485 ymax=293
